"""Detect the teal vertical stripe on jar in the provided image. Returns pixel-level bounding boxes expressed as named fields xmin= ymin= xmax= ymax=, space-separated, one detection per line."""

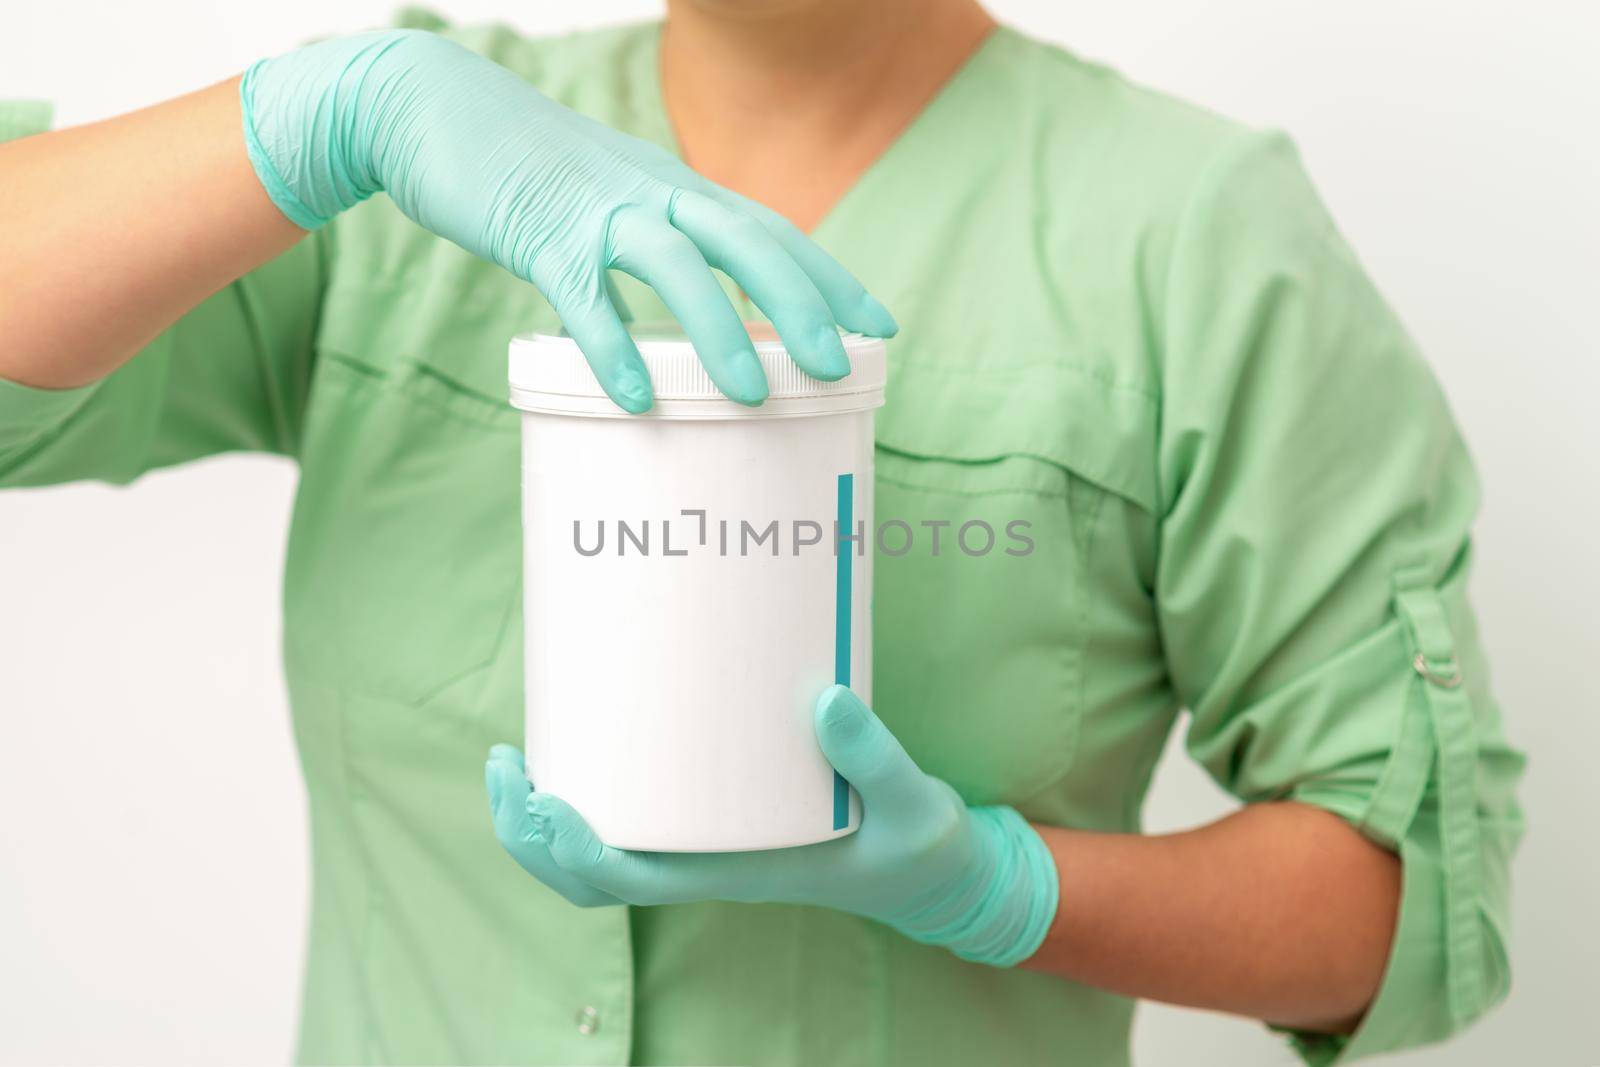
xmin=833 ymin=472 xmax=853 ymax=830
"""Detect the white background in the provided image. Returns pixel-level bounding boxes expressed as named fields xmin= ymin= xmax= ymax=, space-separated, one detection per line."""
xmin=2 ymin=1 xmax=1596 ymax=1063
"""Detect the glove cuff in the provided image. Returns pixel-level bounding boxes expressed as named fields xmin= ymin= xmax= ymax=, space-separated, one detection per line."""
xmin=239 ymin=62 xmax=328 ymax=230
xmin=899 ymin=805 xmax=1060 ymax=968
xmin=239 ymin=31 xmax=421 ymax=230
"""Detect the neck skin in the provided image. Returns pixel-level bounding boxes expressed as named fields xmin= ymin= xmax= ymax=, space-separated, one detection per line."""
xmin=660 ymin=0 xmax=996 ymax=233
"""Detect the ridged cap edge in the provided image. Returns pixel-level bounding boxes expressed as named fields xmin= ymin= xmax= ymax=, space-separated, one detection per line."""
xmin=508 ymin=331 xmax=887 ymax=402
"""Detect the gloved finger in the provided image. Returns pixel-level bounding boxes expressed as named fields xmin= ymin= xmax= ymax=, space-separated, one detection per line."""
xmin=553 ymin=280 xmax=654 ymax=414
xmin=668 ymin=190 xmax=849 ymax=382
xmin=487 ymin=752 xmax=539 ymax=847
xmin=814 ymin=685 xmax=929 ymax=820
xmin=485 ymin=751 xmax=622 ymax=908
xmin=707 ymin=186 xmax=898 ymax=340
xmin=528 ymin=792 xmax=768 ymax=906
xmin=488 ymin=743 xmax=525 ymax=772
xmin=606 ymin=204 xmax=769 ymax=407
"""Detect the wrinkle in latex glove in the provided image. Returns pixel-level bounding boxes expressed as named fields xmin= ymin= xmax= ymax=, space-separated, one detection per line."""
xmin=486 ymin=686 xmax=1060 ymax=968
xmin=240 ymin=29 xmax=897 ymax=412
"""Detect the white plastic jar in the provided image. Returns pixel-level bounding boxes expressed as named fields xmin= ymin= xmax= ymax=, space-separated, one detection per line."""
xmin=508 ymin=326 xmax=886 ymax=852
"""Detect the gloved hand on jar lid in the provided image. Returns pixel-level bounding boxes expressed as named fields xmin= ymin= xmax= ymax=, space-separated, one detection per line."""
xmin=242 ymin=29 xmax=898 ymax=412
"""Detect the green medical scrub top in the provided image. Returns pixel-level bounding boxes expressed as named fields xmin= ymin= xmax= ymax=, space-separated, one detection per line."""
xmin=0 ymin=12 xmax=1525 ymax=1066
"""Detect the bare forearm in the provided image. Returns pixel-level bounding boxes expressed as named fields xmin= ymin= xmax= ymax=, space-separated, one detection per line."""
xmin=1024 ymin=801 xmax=1400 ymax=1034
xmin=0 ymin=78 xmax=302 ymax=389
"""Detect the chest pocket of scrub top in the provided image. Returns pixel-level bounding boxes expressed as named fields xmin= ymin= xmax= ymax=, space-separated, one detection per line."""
xmin=869 ymin=359 xmax=1156 ymax=805
xmin=285 ymin=269 xmax=530 ymax=710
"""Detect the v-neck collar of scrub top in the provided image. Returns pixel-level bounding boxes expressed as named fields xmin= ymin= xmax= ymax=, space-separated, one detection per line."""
xmin=628 ymin=21 xmax=1013 ymax=249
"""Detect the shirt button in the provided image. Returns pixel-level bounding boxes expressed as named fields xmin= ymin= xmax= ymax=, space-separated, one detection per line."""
xmin=575 ymin=1006 xmax=600 ymax=1036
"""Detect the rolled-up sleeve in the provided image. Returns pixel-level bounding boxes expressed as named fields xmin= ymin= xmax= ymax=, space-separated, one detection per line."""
xmin=1 ymin=100 xmax=327 ymax=488
xmin=0 ymin=99 xmax=51 ymax=143
xmin=1154 ymin=130 xmax=1526 ymax=1063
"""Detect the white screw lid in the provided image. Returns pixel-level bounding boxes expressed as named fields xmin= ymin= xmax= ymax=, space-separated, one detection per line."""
xmin=508 ymin=322 xmax=886 ymax=419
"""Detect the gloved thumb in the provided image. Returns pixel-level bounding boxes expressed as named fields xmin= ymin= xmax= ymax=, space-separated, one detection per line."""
xmin=814 ymin=685 xmax=926 ymax=816
xmin=485 ymin=746 xmax=537 ymax=847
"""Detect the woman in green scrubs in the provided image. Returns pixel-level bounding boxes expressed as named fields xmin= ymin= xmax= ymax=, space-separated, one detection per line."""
xmin=0 ymin=0 xmax=1524 ymax=1064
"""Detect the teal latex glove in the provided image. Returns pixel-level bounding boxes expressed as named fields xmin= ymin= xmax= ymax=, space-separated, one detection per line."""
xmin=485 ymin=686 xmax=1060 ymax=968
xmin=240 ymin=30 xmax=897 ymax=412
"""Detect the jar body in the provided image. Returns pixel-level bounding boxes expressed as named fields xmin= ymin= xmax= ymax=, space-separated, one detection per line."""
xmin=520 ymin=408 xmax=871 ymax=851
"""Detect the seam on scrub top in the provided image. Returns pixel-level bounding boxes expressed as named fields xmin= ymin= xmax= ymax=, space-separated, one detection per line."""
xmin=874 ymin=442 xmax=1078 ymax=475
xmin=312 ymin=673 xmax=389 ymax=1063
xmin=316 ymin=345 xmax=389 ymax=378
xmin=889 ymin=356 xmax=1160 ymax=401
xmin=408 ymin=644 xmax=507 ymax=710
xmin=279 ymin=365 xmax=514 ymax=709
xmin=873 ymin=464 xmax=1072 ymax=501
xmin=1054 ymin=479 xmax=1105 ymax=808
xmin=874 ymin=429 xmax=1152 ymax=513
xmin=228 ymin=267 xmax=295 ymax=456
xmin=390 ymin=362 xmax=517 ymax=429
xmin=0 ymin=327 xmax=180 ymax=483
xmin=874 ymin=461 xmax=1095 ymax=802
xmin=0 ymin=406 xmax=101 ymax=482
xmin=315 ymin=347 xmax=516 ymax=430
xmin=284 ymin=636 xmax=506 ymax=712
xmin=871 ymin=920 xmax=892 ymax=1066
xmin=121 ymin=326 xmax=176 ymax=483
xmin=414 ymin=586 xmax=520 ymax=711
xmin=401 ymin=358 xmax=519 ymax=423
xmin=295 ymin=225 xmax=335 ymax=461
xmin=1151 ymin=127 xmax=1266 ymax=377
xmin=990 ymin=475 xmax=1106 ymax=816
